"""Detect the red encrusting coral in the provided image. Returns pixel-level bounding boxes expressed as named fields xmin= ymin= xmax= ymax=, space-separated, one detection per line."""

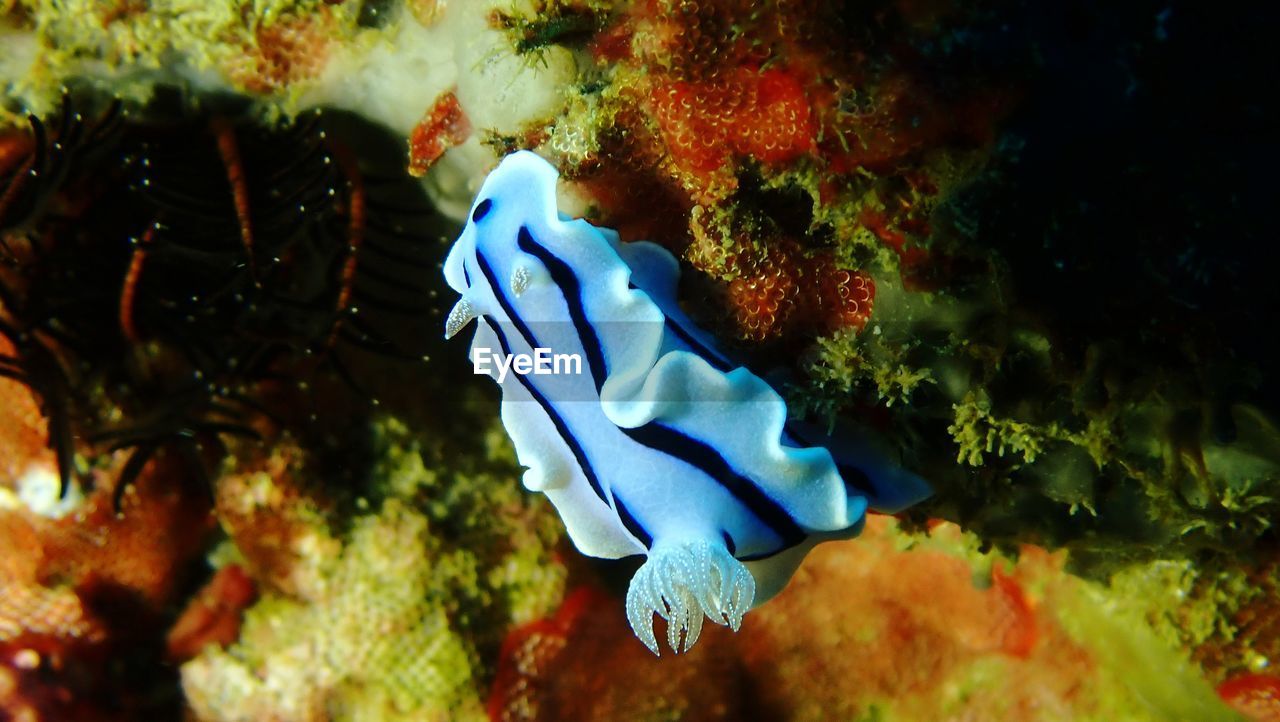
xmin=0 ymin=337 xmax=217 ymax=717
xmin=40 ymin=456 xmax=215 ymax=607
xmin=166 ymin=564 xmax=258 ymax=663
xmin=991 ymin=563 xmax=1039 ymax=658
xmin=0 ymin=454 xmax=215 ymax=720
xmin=686 ymin=224 xmax=875 ymax=342
xmin=409 ymin=89 xmax=472 ymax=177
xmin=1218 ymin=674 xmax=1280 ymax=722
xmin=487 ymin=587 xmax=612 ymax=722
xmin=810 ymin=260 xmax=876 ymax=335
xmin=722 ymin=248 xmax=876 ymax=342
xmin=648 ymin=66 xmax=816 ymax=197
xmin=0 ymin=335 xmax=54 ymax=483
xmin=487 ymin=585 xmax=748 ymax=722
xmin=722 ymin=243 xmax=802 ymax=342
xmin=553 ymin=0 xmax=1021 ymax=344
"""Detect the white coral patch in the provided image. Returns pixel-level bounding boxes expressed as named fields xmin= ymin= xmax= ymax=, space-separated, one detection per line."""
xmin=625 ymin=540 xmax=756 ymax=656
xmin=16 ymin=465 xmax=83 ymax=519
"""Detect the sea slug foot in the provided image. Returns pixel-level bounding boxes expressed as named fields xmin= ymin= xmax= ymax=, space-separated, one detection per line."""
xmin=624 ymin=539 xmax=756 ymax=656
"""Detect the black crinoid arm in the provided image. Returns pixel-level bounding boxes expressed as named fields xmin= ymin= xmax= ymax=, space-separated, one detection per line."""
xmin=0 ymin=87 xmax=449 ymax=512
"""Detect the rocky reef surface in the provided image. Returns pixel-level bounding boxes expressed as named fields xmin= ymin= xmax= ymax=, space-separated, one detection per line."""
xmin=1 ymin=0 xmax=1276 ymax=720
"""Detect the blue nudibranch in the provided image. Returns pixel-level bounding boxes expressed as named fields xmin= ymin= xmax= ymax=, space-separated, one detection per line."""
xmin=443 ymin=151 xmax=929 ymax=655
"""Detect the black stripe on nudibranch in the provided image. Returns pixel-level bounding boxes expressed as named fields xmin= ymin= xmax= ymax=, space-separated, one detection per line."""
xmin=471 ymin=198 xmax=493 ymax=223
xmin=485 ymin=317 xmax=651 ymax=550
xmin=625 ymin=281 xmax=735 ymax=373
xmin=476 ymin=250 xmax=541 ymax=365
xmin=620 ymin=423 xmax=807 ymax=550
xmin=484 ymin=318 xmax=609 ymax=505
xmin=614 ymin=495 xmax=654 ymax=550
xmin=664 ymin=318 xmax=734 ymax=373
xmin=516 ymin=226 xmax=607 ymax=392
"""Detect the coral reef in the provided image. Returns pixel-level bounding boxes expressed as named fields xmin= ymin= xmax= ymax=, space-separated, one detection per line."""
xmin=1 ymin=0 xmax=1276 ymax=719
xmin=490 ymin=518 xmax=1241 ymax=722
xmin=0 ymin=445 xmax=216 ymax=720
xmin=181 ymin=417 xmax=567 ymax=722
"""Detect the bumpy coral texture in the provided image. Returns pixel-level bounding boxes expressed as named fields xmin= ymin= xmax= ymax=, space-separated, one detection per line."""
xmin=0 ymin=432 xmax=215 ymax=720
xmin=182 ymin=418 xmax=566 ymax=722
xmin=0 ymin=337 xmax=48 ymax=484
xmin=490 ymin=518 xmax=1239 ymax=722
xmin=6 ymin=0 xmax=352 ymax=112
xmin=2 ymin=0 xmax=1276 ymax=719
xmin=548 ymin=0 xmax=943 ymax=346
xmin=648 ymin=66 xmax=815 ymax=185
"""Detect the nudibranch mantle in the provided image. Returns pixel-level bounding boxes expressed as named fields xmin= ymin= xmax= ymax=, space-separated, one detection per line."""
xmin=443 ymin=151 xmax=929 ymax=654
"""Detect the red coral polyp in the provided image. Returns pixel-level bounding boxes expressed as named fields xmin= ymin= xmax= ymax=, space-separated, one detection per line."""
xmin=409 ymin=90 xmax=472 ymax=177
xmin=748 ymin=70 xmax=818 ymax=161
xmin=649 ymin=66 xmax=816 ymax=179
xmin=727 ymin=250 xmax=801 ymax=341
xmin=717 ymin=242 xmax=875 ymax=342
xmin=814 ymin=266 xmax=875 ymax=334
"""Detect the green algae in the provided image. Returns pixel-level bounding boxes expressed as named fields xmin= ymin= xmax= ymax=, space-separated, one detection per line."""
xmin=949 ymin=390 xmax=1063 ymax=467
xmin=1107 ymin=559 xmax=1258 ymax=662
xmin=1054 ymin=583 xmax=1245 ymax=722
xmin=5 ymin=0 xmax=359 ymax=114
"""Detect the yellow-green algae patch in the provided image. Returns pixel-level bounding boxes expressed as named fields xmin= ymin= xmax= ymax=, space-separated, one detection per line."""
xmin=1054 ymin=582 xmax=1244 ymax=722
xmin=5 ymin=0 xmax=362 ymax=114
xmin=899 ymin=523 xmax=1245 ymax=722
xmin=182 ymin=417 xmax=566 ymax=722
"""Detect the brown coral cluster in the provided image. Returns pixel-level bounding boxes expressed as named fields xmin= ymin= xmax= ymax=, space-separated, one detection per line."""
xmin=542 ymin=0 xmax=1015 ymax=351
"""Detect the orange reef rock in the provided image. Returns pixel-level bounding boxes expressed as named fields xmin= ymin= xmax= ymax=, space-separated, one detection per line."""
xmin=1218 ymin=674 xmax=1280 ymax=722
xmin=0 ymin=335 xmax=53 ymax=485
xmin=166 ymin=564 xmax=257 ymax=664
xmin=489 ymin=518 xmax=1231 ymax=722
xmin=0 ymin=453 xmax=215 ymax=721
